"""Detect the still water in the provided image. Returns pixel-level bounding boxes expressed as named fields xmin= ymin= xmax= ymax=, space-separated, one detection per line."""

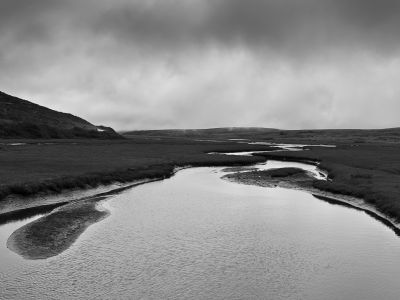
xmin=1 ymin=164 xmax=400 ymax=299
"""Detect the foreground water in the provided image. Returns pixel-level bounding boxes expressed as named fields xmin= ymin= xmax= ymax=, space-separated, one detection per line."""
xmin=1 ymin=164 xmax=400 ymax=299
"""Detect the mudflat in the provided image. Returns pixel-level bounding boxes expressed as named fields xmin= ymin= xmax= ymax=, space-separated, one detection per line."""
xmin=7 ymin=199 xmax=109 ymax=259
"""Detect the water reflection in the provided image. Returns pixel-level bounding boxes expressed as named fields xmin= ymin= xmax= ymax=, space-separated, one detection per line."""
xmin=0 ymin=166 xmax=400 ymax=299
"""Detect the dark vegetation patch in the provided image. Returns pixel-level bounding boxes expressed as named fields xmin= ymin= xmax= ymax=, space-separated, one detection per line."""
xmin=223 ymin=168 xmax=313 ymax=189
xmin=2 ymin=127 xmax=400 ymax=225
xmin=133 ymin=128 xmax=400 ymax=222
xmin=0 ymin=164 xmax=174 ymax=200
xmin=210 ymin=145 xmax=282 ymax=153
xmin=7 ymin=200 xmax=108 ymax=259
xmin=221 ymin=166 xmax=258 ymax=173
xmin=262 ymin=168 xmax=306 ymax=178
xmin=0 ymin=138 xmax=271 ymax=207
xmin=256 ymin=145 xmax=400 ymax=222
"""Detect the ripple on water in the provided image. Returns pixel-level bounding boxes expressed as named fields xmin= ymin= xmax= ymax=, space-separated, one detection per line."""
xmin=0 ymin=165 xmax=400 ymax=299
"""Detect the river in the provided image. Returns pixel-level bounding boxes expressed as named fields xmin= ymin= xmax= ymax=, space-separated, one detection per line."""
xmin=1 ymin=161 xmax=400 ymax=299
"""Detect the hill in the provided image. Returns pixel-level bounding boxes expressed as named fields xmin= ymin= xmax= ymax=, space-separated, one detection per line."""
xmin=0 ymin=91 xmax=121 ymax=139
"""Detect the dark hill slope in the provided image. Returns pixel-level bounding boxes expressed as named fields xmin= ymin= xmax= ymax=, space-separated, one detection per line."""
xmin=0 ymin=91 xmax=120 ymax=139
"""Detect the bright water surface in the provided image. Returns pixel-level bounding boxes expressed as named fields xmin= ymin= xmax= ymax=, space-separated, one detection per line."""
xmin=1 ymin=162 xmax=400 ymax=299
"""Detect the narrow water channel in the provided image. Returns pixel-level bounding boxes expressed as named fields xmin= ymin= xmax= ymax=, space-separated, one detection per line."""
xmin=1 ymin=160 xmax=400 ymax=299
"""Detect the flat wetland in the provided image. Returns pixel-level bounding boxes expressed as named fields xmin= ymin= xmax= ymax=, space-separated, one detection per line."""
xmin=2 ymin=160 xmax=400 ymax=299
xmin=2 ymin=128 xmax=400 ymax=225
xmin=2 ymin=128 xmax=400 ymax=299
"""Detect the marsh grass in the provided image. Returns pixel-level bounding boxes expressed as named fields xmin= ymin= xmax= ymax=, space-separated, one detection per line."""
xmin=2 ymin=129 xmax=400 ymax=223
xmin=257 ymin=145 xmax=400 ymax=222
xmin=0 ymin=139 xmax=270 ymax=203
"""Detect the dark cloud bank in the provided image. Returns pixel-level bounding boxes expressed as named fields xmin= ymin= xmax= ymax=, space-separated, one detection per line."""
xmin=1 ymin=0 xmax=400 ymax=130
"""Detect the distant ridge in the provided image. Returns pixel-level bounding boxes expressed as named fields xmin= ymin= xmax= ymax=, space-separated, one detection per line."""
xmin=123 ymin=127 xmax=279 ymax=136
xmin=0 ymin=91 xmax=121 ymax=139
xmin=122 ymin=127 xmax=279 ymax=141
xmin=122 ymin=126 xmax=400 ymax=144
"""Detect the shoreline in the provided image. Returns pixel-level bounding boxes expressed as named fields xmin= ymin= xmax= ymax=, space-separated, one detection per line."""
xmin=0 ymin=164 xmax=176 ymax=208
xmin=0 ymin=156 xmax=267 ymax=220
xmin=5 ymin=160 xmax=400 ymax=260
xmin=3 ymin=157 xmax=400 ymax=235
xmin=0 ymin=178 xmax=165 ymax=223
xmin=223 ymin=169 xmax=400 ymax=236
xmin=0 ymin=151 xmax=269 ymax=217
xmin=5 ymin=166 xmax=192 ymax=260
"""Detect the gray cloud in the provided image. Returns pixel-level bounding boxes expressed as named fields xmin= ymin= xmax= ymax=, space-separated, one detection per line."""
xmin=1 ymin=0 xmax=400 ymax=130
xmin=87 ymin=0 xmax=400 ymax=56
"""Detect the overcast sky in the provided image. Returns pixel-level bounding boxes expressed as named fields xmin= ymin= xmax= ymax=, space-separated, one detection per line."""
xmin=1 ymin=0 xmax=400 ymax=130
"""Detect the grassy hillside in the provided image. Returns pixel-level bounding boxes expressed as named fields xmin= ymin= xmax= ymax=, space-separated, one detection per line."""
xmin=0 ymin=91 xmax=121 ymax=139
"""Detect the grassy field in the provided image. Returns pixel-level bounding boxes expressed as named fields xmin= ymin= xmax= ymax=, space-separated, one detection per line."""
xmin=126 ymin=128 xmax=400 ymax=222
xmin=125 ymin=127 xmax=400 ymax=145
xmin=0 ymin=138 xmax=273 ymax=203
xmin=1 ymin=128 xmax=400 ymax=224
xmin=255 ymin=144 xmax=400 ymax=222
